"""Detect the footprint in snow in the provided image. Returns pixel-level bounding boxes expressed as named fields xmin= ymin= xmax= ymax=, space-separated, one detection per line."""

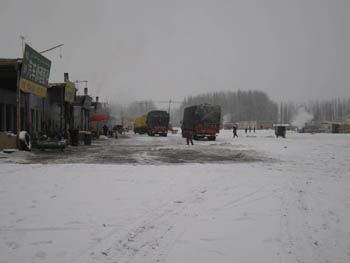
xmin=31 ymin=240 xmax=53 ymax=245
xmin=5 ymin=241 xmax=20 ymax=249
xmin=200 ymin=238 xmax=218 ymax=242
xmin=34 ymin=251 xmax=46 ymax=259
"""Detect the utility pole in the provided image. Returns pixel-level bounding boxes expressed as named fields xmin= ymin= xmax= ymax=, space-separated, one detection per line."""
xmin=16 ymin=35 xmax=27 ymax=141
xmin=19 ymin=35 xmax=27 ymax=55
xmin=156 ymin=100 xmax=182 ymax=114
xmin=155 ymin=100 xmax=182 ymax=125
xmin=16 ymin=62 xmax=21 ymax=145
xmin=17 ymin=35 xmax=28 ymax=143
xmin=168 ymin=100 xmax=172 ymax=114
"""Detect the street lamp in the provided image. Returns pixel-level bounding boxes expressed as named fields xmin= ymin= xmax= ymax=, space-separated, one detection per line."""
xmin=40 ymin=44 xmax=64 ymax=58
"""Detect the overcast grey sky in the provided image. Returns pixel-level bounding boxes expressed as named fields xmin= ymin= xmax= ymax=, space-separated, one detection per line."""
xmin=1 ymin=0 xmax=349 ymax=104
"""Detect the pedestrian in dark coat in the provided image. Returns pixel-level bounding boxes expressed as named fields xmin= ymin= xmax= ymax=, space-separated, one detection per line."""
xmin=233 ymin=126 xmax=238 ymax=138
xmin=185 ymin=130 xmax=194 ymax=145
xmin=103 ymin=125 xmax=109 ymax=136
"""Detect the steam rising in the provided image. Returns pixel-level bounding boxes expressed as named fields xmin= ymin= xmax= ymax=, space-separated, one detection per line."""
xmin=291 ymin=107 xmax=313 ymax=128
xmin=223 ymin=114 xmax=231 ymax=123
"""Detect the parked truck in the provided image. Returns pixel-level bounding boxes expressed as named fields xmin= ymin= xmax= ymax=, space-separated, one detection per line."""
xmin=182 ymin=104 xmax=221 ymax=140
xmin=134 ymin=115 xmax=147 ymax=134
xmin=146 ymin=110 xmax=169 ymax=136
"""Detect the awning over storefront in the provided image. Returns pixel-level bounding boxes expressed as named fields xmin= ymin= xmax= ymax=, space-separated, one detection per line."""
xmin=90 ymin=114 xmax=109 ymax=121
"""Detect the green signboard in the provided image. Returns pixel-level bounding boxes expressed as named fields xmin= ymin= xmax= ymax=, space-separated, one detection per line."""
xmin=19 ymin=44 xmax=51 ymax=97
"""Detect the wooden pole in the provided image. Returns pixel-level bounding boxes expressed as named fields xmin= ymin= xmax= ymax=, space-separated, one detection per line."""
xmin=16 ymin=62 xmax=21 ymax=148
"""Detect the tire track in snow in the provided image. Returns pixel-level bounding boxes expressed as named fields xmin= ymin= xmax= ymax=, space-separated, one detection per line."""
xmin=277 ymin=162 xmax=350 ymax=263
xmin=67 ymin=199 xmax=173 ymax=263
xmin=67 ymin=176 xmax=214 ymax=263
xmin=89 ymin=185 xmax=209 ymax=263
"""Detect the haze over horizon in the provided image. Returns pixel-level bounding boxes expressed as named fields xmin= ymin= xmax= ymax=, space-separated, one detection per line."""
xmin=1 ymin=0 xmax=349 ymax=104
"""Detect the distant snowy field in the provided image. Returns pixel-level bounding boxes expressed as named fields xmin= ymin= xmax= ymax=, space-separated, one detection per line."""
xmin=1 ymin=130 xmax=350 ymax=263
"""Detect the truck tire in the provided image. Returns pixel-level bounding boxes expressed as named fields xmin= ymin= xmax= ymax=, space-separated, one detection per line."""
xmin=19 ymin=131 xmax=31 ymax=151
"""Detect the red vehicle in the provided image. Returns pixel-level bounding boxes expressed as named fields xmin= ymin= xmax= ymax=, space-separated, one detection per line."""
xmin=182 ymin=104 xmax=221 ymax=141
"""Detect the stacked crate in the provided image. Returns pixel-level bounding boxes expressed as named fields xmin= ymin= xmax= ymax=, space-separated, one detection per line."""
xmin=339 ymin=123 xmax=350 ymax=133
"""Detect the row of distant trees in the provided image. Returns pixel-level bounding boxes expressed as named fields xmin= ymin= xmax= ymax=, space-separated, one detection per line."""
xmin=171 ymin=90 xmax=278 ymax=126
xmin=279 ymin=98 xmax=350 ymax=124
xmin=111 ymin=91 xmax=350 ymax=127
xmin=109 ymin=100 xmax=157 ymax=121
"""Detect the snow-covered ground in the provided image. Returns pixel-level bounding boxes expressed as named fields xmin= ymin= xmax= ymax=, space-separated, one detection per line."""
xmin=1 ymin=130 xmax=350 ymax=263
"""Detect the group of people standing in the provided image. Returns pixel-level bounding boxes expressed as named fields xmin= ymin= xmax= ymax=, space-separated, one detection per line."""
xmin=244 ymin=126 xmax=255 ymax=134
xmin=234 ymin=126 xmax=256 ymax=138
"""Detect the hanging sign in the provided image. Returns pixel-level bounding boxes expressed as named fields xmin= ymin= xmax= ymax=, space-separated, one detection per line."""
xmin=64 ymin=81 xmax=76 ymax=103
xmin=19 ymin=44 xmax=51 ymax=97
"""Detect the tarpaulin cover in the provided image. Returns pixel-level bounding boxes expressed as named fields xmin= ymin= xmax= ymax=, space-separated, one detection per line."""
xmin=146 ymin=111 xmax=169 ymax=127
xmin=183 ymin=104 xmax=221 ymax=127
xmin=90 ymin=114 xmax=109 ymax=121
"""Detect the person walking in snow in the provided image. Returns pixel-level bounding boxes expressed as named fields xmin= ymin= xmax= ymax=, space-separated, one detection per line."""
xmin=103 ymin=125 xmax=109 ymax=136
xmin=185 ymin=130 xmax=194 ymax=145
xmin=233 ymin=126 xmax=238 ymax=138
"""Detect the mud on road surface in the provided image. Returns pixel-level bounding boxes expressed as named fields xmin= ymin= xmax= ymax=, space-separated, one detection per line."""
xmin=25 ymin=133 xmax=270 ymax=165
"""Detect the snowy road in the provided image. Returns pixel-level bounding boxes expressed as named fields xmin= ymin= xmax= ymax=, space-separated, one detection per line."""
xmin=0 ymin=130 xmax=350 ymax=263
xmin=19 ymin=131 xmax=268 ymax=164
